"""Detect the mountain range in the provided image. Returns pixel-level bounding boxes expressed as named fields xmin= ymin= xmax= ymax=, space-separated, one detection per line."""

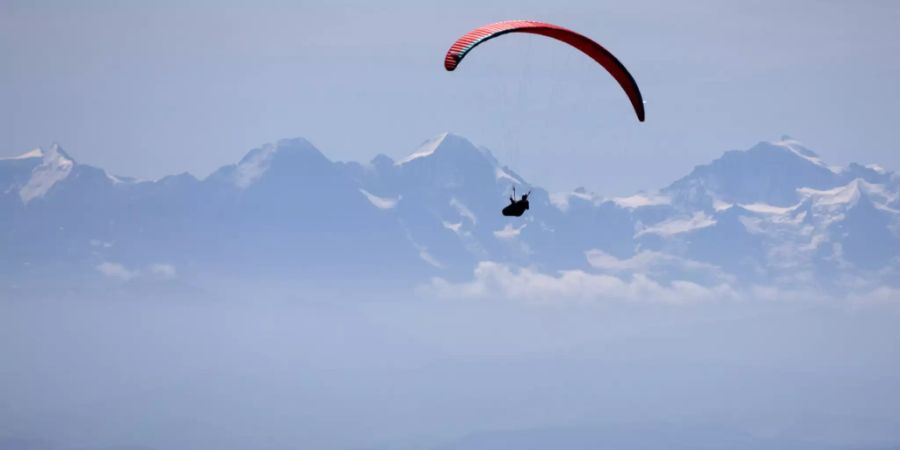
xmin=3 ymin=133 xmax=898 ymax=296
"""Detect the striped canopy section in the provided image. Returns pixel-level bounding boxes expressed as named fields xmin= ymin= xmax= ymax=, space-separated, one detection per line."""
xmin=444 ymin=20 xmax=645 ymax=122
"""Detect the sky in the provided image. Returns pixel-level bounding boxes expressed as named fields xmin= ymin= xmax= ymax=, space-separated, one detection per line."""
xmin=2 ymin=0 xmax=899 ymax=194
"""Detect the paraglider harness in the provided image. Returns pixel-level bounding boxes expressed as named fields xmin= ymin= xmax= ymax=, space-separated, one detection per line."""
xmin=502 ymin=187 xmax=531 ymax=217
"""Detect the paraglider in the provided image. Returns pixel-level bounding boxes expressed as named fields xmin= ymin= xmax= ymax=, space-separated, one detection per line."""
xmin=444 ymin=20 xmax=645 ymax=122
xmin=443 ymin=20 xmax=646 ymax=218
xmin=502 ymin=187 xmax=531 ymax=217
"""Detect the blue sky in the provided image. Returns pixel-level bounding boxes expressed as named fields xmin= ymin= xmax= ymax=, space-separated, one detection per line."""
xmin=3 ymin=0 xmax=899 ymax=194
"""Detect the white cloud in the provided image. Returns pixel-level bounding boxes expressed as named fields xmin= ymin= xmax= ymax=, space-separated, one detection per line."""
xmin=0 ymin=148 xmax=43 ymax=160
xmin=149 ymin=263 xmax=177 ymax=279
xmin=585 ymin=249 xmax=733 ymax=285
xmin=443 ymin=221 xmax=463 ymax=233
xmin=423 ymin=255 xmax=900 ymax=310
xmin=96 ymin=261 xmax=177 ymax=281
xmin=418 ymin=249 xmax=443 ymax=268
xmin=847 ymin=286 xmax=900 ymax=306
xmin=89 ymin=239 xmax=113 ymax=248
xmin=713 ymin=199 xmax=733 ymax=211
xmin=494 ymin=223 xmax=526 ymax=239
xmin=586 ymin=249 xmax=661 ymax=271
xmin=426 ymin=261 xmax=736 ymax=305
xmin=96 ymin=262 xmax=135 ymax=280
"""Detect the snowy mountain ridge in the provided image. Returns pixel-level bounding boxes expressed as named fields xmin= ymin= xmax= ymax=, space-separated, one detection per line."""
xmin=2 ymin=133 xmax=897 ymax=294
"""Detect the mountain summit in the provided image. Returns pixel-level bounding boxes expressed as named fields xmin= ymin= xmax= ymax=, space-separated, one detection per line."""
xmin=10 ymin=143 xmax=76 ymax=204
xmin=665 ymin=138 xmax=847 ymax=208
xmin=208 ymin=137 xmax=332 ymax=189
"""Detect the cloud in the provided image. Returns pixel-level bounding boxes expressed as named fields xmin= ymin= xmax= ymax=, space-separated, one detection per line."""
xmin=443 ymin=221 xmax=463 ymax=233
xmin=89 ymin=239 xmax=113 ymax=248
xmin=426 ymin=261 xmax=736 ymax=305
xmin=418 ymin=249 xmax=443 ymax=268
xmin=96 ymin=261 xmax=177 ymax=281
xmin=96 ymin=262 xmax=136 ymax=280
xmin=149 ymin=263 xmax=177 ymax=279
xmin=425 ymin=255 xmax=900 ymax=310
xmin=586 ymin=249 xmax=733 ymax=285
xmin=848 ymin=286 xmax=900 ymax=306
xmin=494 ymin=223 xmax=526 ymax=239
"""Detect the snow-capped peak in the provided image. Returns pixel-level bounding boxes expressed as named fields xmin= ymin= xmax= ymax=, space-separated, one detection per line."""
xmin=495 ymin=167 xmax=523 ymax=184
xmin=772 ymin=136 xmax=840 ymax=173
xmin=550 ymin=188 xmax=598 ymax=211
xmin=229 ymin=137 xmax=324 ymax=189
xmin=396 ymin=132 xmax=482 ymax=165
xmin=397 ymin=132 xmax=451 ymax=165
xmin=19 ymin=144 xmax=75 ymax=204
xmin=865 ymin=164 xmax=888 ymax=175
xmin=234 ymin=142 xmax=277 ymax=189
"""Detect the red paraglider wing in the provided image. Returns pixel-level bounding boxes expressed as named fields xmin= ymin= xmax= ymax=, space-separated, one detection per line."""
xmin=444 ymin=20 xmax=645 ymax=122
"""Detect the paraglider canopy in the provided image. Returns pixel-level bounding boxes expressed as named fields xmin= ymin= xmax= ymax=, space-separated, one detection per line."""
xmin=444 ymin=20 xmax=645 ymax=122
